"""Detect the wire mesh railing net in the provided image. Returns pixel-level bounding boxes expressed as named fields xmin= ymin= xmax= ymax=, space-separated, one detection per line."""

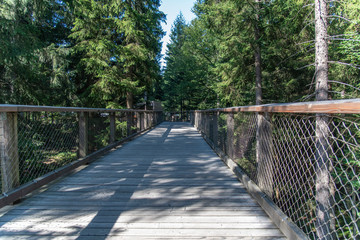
xmin=1 ymin=112 xmax=78 ymax=193
xmin=194 ymin=111 xmax=359 ymax=239
xmin=1 ymin=110 xmax=163 ymax=196
xmin=88 ymin=112 xmax=110 ymax=154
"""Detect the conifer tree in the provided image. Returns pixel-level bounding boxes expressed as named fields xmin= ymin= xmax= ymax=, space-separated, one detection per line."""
xmin=70 ymin=0 xmax=164 ymax=108
xmin=0 ymin=0 xmax=74 ymax=105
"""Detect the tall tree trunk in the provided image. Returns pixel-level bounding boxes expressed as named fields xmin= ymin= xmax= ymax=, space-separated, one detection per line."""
xmin=315 ymin=0 xmax=329 ymax=102
xmin=254 ymin=5 xmax=262 ymax=106
xmin=314 ymin=0 xmax=333 ymax=239
xmin=126 ymin=92 xmax=134 ymax=109
xmin=253 ymin=0 xmax=273 ymax=197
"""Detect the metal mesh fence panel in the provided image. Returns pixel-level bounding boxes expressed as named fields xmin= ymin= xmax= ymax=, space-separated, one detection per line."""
xmin=88 ymin=112 xmax=110 ymax=154
xmin=1 ymin=108 xmax=163 ymax=197
xmin=1 ymin=112 xmax=78 ymax=193
xmin=192 ymin=110 xmax=360 ymax=239
xmin=115 ymin=112 xmax=128 ymax=140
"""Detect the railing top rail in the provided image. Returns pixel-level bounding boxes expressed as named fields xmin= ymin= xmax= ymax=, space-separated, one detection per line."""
xmin=0 ymin=104 xmax=162 ymax=113
xmin=194 ymin=98 xmax=360 ymax=114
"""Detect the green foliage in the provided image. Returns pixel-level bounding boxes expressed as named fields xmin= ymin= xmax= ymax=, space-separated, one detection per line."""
xmin=70 ymin=0 xmax=164 ymax=108
xmin=0 ymin=0 xmax=164 ymax=109
xmin=162 ymin=0 xmax=359 ymax=108
xmin=0 ymin=0 xmax=76 ymax=105
xmin=162 ymin=13 xmax=217 ymax=112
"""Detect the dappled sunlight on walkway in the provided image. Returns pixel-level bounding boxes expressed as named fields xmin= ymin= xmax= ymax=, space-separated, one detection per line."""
xmin=0 ymin=122 xmax=285 ymax=239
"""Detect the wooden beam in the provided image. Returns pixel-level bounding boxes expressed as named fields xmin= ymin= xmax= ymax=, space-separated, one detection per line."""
xmin=194 ymin=99 xmax=360 ymax=114
xmin=0 ymin=104 xmax=163 ymax=113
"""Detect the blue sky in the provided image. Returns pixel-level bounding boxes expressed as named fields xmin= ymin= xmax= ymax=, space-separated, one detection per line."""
xmin=159 ymin=0 xmax=196 ymax=66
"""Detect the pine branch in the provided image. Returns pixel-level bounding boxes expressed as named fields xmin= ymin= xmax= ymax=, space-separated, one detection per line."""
xmin=296 ymin=40 xmax=315 ymax=46
xmin=327 ymin=15 xmax=356 ymax=23
xmin=328 ymin=80 xmax=360 ymax=92
xmin=328 ymin=61 xmax=360 ymax=70
xmin=295 ymin=63 xmax=315 ymax=70
xmin=327 ymin=38 xmax=360 ymax=42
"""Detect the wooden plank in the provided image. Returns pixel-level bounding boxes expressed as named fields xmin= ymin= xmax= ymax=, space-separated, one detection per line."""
xmin=1 ymin=221 xmax=278 ymax=229
xmin=0 ymin=228 xmax=285 ymax=237
xmin=0 ymin=214 xmax=275 ymax=223
xmin=0 ymin=236 xmax=287 ymax=240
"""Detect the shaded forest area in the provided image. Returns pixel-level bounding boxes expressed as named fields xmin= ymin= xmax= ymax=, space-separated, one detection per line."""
xmin=0 ymin=0 xmax=359 ymax=111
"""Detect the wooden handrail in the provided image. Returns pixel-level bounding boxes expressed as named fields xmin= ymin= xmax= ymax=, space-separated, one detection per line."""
xmin=194 ymin=99 xmax=360 ymax=114
xmin=0 ymin=104 xmax=162 ymax=113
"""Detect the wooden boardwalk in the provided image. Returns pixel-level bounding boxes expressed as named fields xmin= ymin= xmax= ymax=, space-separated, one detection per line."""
xmin=0 ymin=122 xmax=286 ymax=239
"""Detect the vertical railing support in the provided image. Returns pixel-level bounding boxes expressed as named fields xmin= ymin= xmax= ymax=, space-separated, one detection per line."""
xmin=140 ymin=112 xmax=144 ymax=131
xmin=144 ymin=112 xmax=148 ymax=130
xmin=109 ymin=112 xmax=116 ymax=143
xmin=212 ymin=111 xmax=218 ymax=146
xmin=126 ymin=112 xmax=132 ymax=137
xmin=0 ymin=112 xmax=19 ymax=193
xmin=226 ymin=113 xmax=235 ymax=159
xmin=78 ymin=112 xmax=89 ymax=158
xmin=136 ymin=112 xmax=141 ymax=131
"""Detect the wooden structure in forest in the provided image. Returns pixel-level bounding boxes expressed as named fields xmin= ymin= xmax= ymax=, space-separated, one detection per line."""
xmin=0 ymin=99 xmax=359 ymax=239
xmin=0 ymin=122 xmax=285 ymax=239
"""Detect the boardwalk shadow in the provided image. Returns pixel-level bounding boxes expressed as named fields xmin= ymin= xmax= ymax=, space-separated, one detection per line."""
xmin=75 ymin=123 xmax=174 ymax=239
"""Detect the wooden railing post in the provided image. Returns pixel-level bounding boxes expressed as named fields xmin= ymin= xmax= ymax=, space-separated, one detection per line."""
xmin=0 ymin=112 xmax=20 ymax=193
xmin=212 ymin=112 xmax=218 ymax=146
xmin=136 ymin=112 xmax=141 ymax=131
xmin=144 ymin=112 xmax=148 ymax=130
xmin=78 ymin=112 xmax=89 ymax=158
xmin=150 ymin=112 xmax=154 ymax=127
xmin=109 ymin=112 xmax=116 ymax=143
xmin=140 ymin=112 xmax=144 ymax=131
xmin=126 ymin=112 xmax=132 ymax=136
xmin=205 ymin=113 xmax=210 ymax=137
xmin=226 ymin=113 xmax=235 ymax=159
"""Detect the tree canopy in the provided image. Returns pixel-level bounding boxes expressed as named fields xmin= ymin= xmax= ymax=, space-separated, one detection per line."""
xmin=160 ymin=0 xmax=360 ymax=112
xmin=0 ymin=0 xmax=359 ymax=110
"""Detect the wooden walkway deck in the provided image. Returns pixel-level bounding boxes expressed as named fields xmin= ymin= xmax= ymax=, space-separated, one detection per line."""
xmin=0 ymin=122 xmax=286 ymax=239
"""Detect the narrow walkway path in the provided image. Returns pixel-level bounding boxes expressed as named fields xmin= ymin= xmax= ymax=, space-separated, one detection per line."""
xmin=0 ymin=122 xmax=286 ymax=239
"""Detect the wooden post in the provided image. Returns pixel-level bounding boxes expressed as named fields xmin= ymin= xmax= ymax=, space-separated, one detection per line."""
xmin=150 ymin=112 xmax=155 ymax=127
xmin=256 ymin=112 xmax=274 ymax=198
xmin=109 ymin=112 xmax=116 ymax=144
xmin=78 ymin=112 xmax=88 ymax=158
xmin=140 ymin=113 xmax=144 ymax=131
xmin=1 ymin=112 xmax=20 ymax=193
xmin=144 ymin=113 xmax=148 ymax=130
xmin=206 ymin=113 xmax=210 ymax=137
xmin=126 ymin=112 xmax=132 ymax=137
xmin=213 ymin=112 xmax=219 ymax=146
xmin=136 ymin=112 xmax=141 ymax=132
xmin=226 ymin=113 xmax=235 ymax=159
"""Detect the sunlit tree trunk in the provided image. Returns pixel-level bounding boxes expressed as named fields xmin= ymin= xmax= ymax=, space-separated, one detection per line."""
xmin=314 ymin=0 xmax=334 ymax=239
xmin=126 ymin=92 xmax=134 ymax=109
